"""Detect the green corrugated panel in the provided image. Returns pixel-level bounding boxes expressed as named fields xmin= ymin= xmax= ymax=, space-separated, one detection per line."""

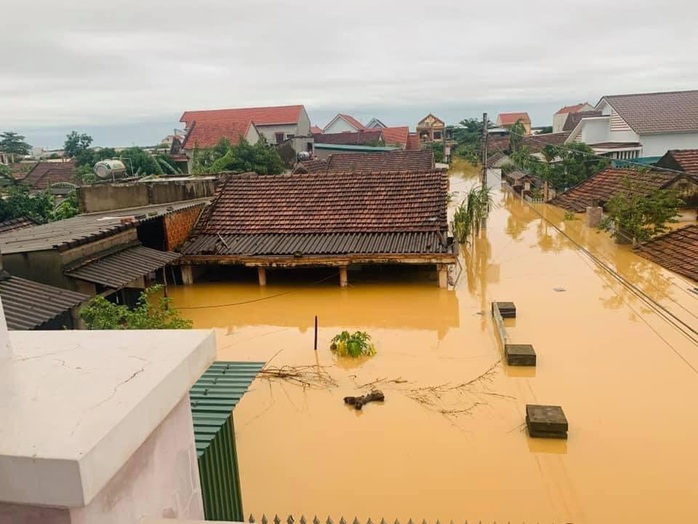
xmin=190 ymin=361 xmax=265 ymax=522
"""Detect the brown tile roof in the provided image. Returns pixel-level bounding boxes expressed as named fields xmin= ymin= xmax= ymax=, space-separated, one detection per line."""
xmin=590 ymin=142 xmax=642 ymax=149
xmin=549 ymin=168 xmax=681 ymax=213
xmin=635 ymin=225 xmax=698 ymax=283
xmin=181 ymin=120 xmax=253 ymax=149
xmin=194 ymin=171 xmax=448 ymax=235
xmin=313 ymin=130 xmax=383 ymax=145
xmin=293 ymin=158 xmax=328 ymax=174
xmin=310 ymin=125 xmax=324 ymax=134
xmin=0 ymin=217 xmax=37 ymax=234
xmin=380 ymin=126 xmax=409 ymax=147
xmin=180 ymin=105 xmax=304 ymax=127
xmin=498 ymin=112 xmax=531 ymax=126
xmin=556 ymin=103 xmax=590 ymax=115
xmin=22 ymin=162 xmax=76 ymax=190
xmin=486 ymin=151 xmax=507 ymax=167
xmin=601 ymin=90 xmax=698 ymax=134
xmin=656 ymin=149 xmax=698 ymax=175
xmin=182 ymin=170 xmax=450 ymax=257
xmin=326 ymin=150 xmax=434 ymax=174
xmin=563 ymin=110 xmax=603 ymax=131
xmin=6 ymin=162 xmax=36 ymax=181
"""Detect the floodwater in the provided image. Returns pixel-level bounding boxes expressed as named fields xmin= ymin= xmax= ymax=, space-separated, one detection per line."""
xmin=168 ymin=170 xmax=698 ymax=524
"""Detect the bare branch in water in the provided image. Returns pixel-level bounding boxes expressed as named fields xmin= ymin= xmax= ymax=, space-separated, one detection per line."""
xmin=258 ymin=365 xmax=338 ymax=389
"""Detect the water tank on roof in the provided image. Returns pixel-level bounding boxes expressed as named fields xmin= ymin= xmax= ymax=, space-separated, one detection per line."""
xmin=94 ymin=160 xmax=127 ymax=179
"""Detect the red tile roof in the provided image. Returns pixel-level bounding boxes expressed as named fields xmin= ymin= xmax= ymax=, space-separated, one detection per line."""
xmin=498 ymin=112 xmax=531 ymax=126
xmin=337 ymin=114 xmax=366 ymax=131
xmin=380 ymin=126 xmax=409 ymax=147
xmin=326 ymin=150 xmax=434 ymax=174
xmin=181 ymin=120 xmax=253 ymax=149
xmin=656 ymin=149 xmax=698 ymax=175
xmin=555 ymin=103 xmax=589 ymax=115
xmin=310 ymin=125 xmax=324 ymax=134
xmin=22 ymin=162 xmax=76 ymax=190
xmin=194 ymin=171 xmax=448 ymax=235
xmin=601 ymin=90 xmax=698 ymax=134
xmin=180 ymin=105 xmax=304 ymax=127
xmin=313 ymin=130 xmax=383 ymax=145
xmin=550 ymin=168 xmax=682 ymax=213
xmin=293 ymin=159 xmax=328 ymax=174
xmin=635 ymin=225 xmax=698 ymax=283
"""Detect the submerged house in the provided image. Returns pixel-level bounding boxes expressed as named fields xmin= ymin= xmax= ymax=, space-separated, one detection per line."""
xmin=294 ymin=149 xmax=435 ymax=174
xmin=179 ymin=171 xmax=456 ymax=287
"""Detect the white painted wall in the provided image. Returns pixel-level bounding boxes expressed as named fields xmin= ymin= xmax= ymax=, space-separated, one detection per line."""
xmin=323 ymin=117 xmax=359 ymax=134
xmin=579 ymin=118 xmax=613 ymax=144
xmin=256 ymin=124 xmax=298 ymax=144
xmin=552 ymin=113 xmax=568 ymax=133
xmin=640 ymin=133 xmax=698 ymax=157
xmin=246 ymin=125 xmax=261 ymax=145
xmin=297 ymin=107 xmax=311 ymax=136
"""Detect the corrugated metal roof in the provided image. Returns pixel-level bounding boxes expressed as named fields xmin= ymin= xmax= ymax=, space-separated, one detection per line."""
xmin=0 ymin=274 xmax=89 ymax=330
xmin=0 ymin=199 xmax=209 ymax=255
xmin=64 ymin=245 xmax=182 ymax=288
xmin=190 ymin=361 xmax=265 ymax=456
xmin=181 ymin=232 xmax=450 ymax=256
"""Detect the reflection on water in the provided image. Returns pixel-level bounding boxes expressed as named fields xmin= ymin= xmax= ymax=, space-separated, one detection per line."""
xmin=169 ymin=173 xmax=698 ymax=524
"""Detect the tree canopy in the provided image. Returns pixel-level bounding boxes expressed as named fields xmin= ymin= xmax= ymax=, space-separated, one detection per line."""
xmin=63 ymin=131 xmax=93 ymax=158
xmin=80 ymin=286 xmax=192 ymax=329
xmin=0 ymin=131 xmax=31 ymax=161
xmin=192 ymin=137 xmax=285 ymax=175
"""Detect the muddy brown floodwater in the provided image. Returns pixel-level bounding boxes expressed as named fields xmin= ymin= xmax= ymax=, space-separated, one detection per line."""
xmin=168 ymin=171 xmax=698 ymax=524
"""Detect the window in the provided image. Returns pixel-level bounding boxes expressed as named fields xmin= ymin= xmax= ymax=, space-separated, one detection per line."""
xmin=287 ymin=134 xmax=295 ymax=139
xmin=433 ymin=131 xmax=442 ymax=140
xmin=275 ymin=132 xmax=285 ymax=144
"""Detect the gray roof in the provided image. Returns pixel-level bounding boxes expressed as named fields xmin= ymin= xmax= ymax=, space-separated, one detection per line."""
xmin=601 ymin=90 xmax=698 ymax=135
xmin=0 ymin=274 xmax=88 ymax=330
xmin=181 ymin=232 xmax=451 ymax=256
xmin=0 ymin=199 xmax=209 ymax=255
xmin=65 ymin=245 xmax=182 ymax=288
xmin=563 ymin=110 xmax=603 ymax=131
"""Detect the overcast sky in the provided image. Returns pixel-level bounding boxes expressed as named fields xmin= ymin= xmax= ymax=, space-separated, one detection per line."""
xmin=2 ymin=0 xmax=696 ymax=148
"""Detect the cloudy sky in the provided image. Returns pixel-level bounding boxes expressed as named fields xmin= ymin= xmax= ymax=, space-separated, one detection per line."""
xmin=1 ymin=0 xmax=696 ymax=148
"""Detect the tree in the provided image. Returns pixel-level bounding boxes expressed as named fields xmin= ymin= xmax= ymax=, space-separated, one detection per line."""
xmin=599 ymin=178 xmax=683 ymax=244
xmin=0 ymin=131 xmax=31 ymax=163
xmin=52 ymin=191 xmax=79 ymax=221
xmin=429 ymin=141 xmax=445 ymax=163
xmin=80 ymin=285 xmax=192 ymax=329
xmin=63 ymin=131 xmax=93 ymax=158
xmin=509 ymin=120 xmax=527 ymax=153
xmin=0 ymin=185 xmax=55 ymax=223
xmin=119 ymin=147 xmax=181 ymax=177
xmin=193 ymin=137 xmax=285 ymax=175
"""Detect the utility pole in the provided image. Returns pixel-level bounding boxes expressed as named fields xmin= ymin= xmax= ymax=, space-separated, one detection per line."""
xmin=481 ymin=112 xmax=488 ymax=187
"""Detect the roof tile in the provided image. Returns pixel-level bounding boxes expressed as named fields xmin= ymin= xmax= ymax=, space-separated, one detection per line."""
xmin=180 ymin=105 xmax=304 ymax=127
xmin=635 ymin=225 xmax=698 ymax=283
xmin=602 ymin=90 xmax=698 ymax=134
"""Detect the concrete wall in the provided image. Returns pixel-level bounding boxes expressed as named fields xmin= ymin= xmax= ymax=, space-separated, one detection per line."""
xmin=0 ymin=396 xmax=204 ymax=524
xmin=79 ymin=179 xmax=215 ymax=213
xmin=257 ymin=124 xmax=298 ymax=144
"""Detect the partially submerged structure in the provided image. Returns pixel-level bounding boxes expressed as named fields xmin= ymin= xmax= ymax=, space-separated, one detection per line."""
xmin=549 ymin=167 xmax=698 ymax=213
xmin=180 ymin=171 xmax=456 ymax=287
xmin=635 ymin=224 xmax=698 ymax=283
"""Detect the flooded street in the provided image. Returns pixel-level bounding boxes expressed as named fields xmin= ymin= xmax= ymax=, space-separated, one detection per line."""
xmin=168 ymin=171 xmax=698 ymax=523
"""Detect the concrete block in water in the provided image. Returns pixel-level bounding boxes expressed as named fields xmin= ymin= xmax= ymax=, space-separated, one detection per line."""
xmin=526 ymin=404 xmax=568 ymax=439
xmin=505 ymin=344 xmax=536 ymax=366
xmin=492 ymin=301 xmax=516 ymax=318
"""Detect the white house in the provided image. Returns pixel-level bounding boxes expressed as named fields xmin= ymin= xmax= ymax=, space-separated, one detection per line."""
xmin=552 ymin=102 xmax=594 ymax=133
xmin=323 ymin=114 xmax=367 ymax=134
xmin=565 ymin=90 xmax=698 ymax=159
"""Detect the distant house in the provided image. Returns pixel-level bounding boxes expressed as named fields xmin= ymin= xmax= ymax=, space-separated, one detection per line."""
xmin=635 ymin=225 xmax=698 ymax=283
xmin=21 ymin=160 xmax=77 ymax=195
xmin=310 ymin=125 xmax=324 ymax=134
xmin=179 ymin=171 xmax=456 ymax=288
xmin=294 ymin=149 xmax=435 ymax=174
xmin=549 ymin=167 xmax=698 ymax=213
xmin=553 ymin=103 xmax=594 ymax=133
xmin=323 ymin=114 xmax=367 ymax=134
xmin=366 ymin=118 xmax=387 ymax=129
xmin=179 ymin=105 xmax=312 ymax=168
xmin=496 ymin=113 xmax=532 ymax=135
xmin=417 ymin=114 xmax=446 ymax=143
xmin=565 ymin=90 xmax=698 ymax=160
xmin=655 ymin=149 xmax=698 ymax=175
xmin=312 ymin=126 xmax=413 ymax=158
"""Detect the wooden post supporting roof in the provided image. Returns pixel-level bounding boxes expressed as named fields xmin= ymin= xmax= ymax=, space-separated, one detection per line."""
xmin=257 ymin=267 xmax=267 ymax=287
xmin=339 ymin=266 xmax=348 ymax=287
xmin=181 ymin=265 xmax=194 ymax=285
xmin=438 ymin=264 xmax=448 ymax=289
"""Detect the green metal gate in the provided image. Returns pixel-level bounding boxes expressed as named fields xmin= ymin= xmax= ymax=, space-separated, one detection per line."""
xmin=190 ymin=361 xmax=265 ymax=522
